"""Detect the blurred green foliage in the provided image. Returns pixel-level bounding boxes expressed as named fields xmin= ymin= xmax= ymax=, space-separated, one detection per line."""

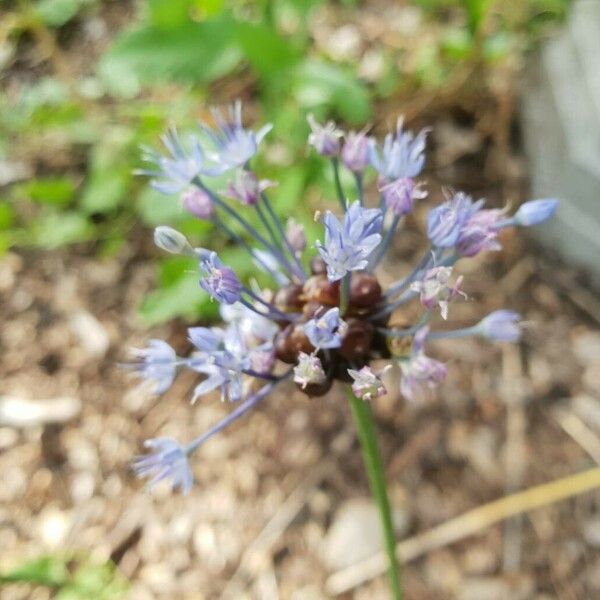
xmin=0 ymin=0 xmax=568 ymax=325
xmin=0 ymin=554 xmax=128 ymax=599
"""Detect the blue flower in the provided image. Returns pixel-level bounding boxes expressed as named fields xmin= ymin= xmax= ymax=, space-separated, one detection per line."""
xmin=348 ymin=366 xmax=389 ymax=401
xmin=513 ymin=198 xmax=558 ymax=226
xmin=426 ymin=191 xmax=484 ymax=248
xmin=379 ymin=177 xmax=427 ymax=216
xmin=399 ymin=327 xmax=447 ymax=401
xmin=316 ymin=201 xmax=383 ymax=282
xmin=307 ymin=114 xmax=343 ymax=157
xmin=368 ymin=118 xmax=428 ymax=182
xmin=129 ymin=339 xmax=177 ymax=395
xmin=201 ymin=101 xmax=272 ymax=172
xmin=189 ymin=324 xmax=251 ymax=403
xmin=139 ymin=127 xmax=218 ymax=195
xmin=198 ymin=251 xmax=242 ymax=304
xmin=225 ymin=170 xmax=276 ymax=206
xmin=478 ymin=310 xmax=522 ymax=342
xmin=294 ymin=352 xmax=327 ymax=389
xmin=304 ymin=307 xmax=348 ymax=349
xmin=132 ymin=438 xmax=193 ymax=495
xmin=342 ymin=129 xmax=370 ymax=173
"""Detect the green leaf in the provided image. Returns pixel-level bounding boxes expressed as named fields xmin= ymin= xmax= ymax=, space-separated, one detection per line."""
xmin=0 ymin=203 xmax=15 ymax=230
xmin=80 ymin=134 xmax=134 ymax=214
xmin=294 ymin=60 xmax=371 ymax=124
xmin=0 ymin=555 xmax=68 ymax=587
xmin=140 ymin=271 xmax=218 ymax=326
xmin=99 ymin=17 xmax=242 ymax=88
xmin=30 ymin=212 xmax=93 ymax=248
xmin=148 ymin=0 xmax=192 ymax=29
xmin=441 ymin=28 xmax=474 ymax=60
xmin=81 ymin=169 xmax=129 ymax=214
xmin=137 ymin=188 xmax=185 ymax=226
xmin=34 ymin=0 xmax=88 ymax=27
xmin=23 ymin=177 xmax=76 ymax=206
xmin=236 ymin=22 xmax=299 ymax=79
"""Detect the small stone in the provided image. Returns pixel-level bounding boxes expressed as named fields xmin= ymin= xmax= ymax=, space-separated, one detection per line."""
xmin=322 ymin=498 xmax=411 ymax=571
xmin=583 ymin=366 xmax=600 ymax=395
xmin=38 ymin=506 xmax=72 ymax=549
xmin=0 ymin=396 xmax=81 ymax=427
xmin=69 ymin=311 xmax=111 ymax=358
xmin=573 ymin=331 xmax=600 ymax=366
xmin=572 ymin=395 xmax=600 ymax=431
xmin=582 ymin=518 xmax=600 ymax=548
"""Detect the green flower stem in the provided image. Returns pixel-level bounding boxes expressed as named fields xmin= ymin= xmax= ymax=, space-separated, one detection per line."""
xmin=347 ymin=388 xmax=402 ymax=599
xmin=331 ymin=158 xmax=347 ymax=211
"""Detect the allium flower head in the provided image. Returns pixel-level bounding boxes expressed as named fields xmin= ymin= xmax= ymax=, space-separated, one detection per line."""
xmin=349 ymin=366 xmax=389 ymax=401
xmin=129 ymin=339 xmax=177 ymax=395
xmin=513 ymin=198 xmax=558 ymax=226
xmin=478 ymin=310 xmax=522 ymax=342
xmin=368 ymin=117 xmax=428 ymax=182
xmin=201 ymin=100 xmax=272 ymax=172
xmin=316 ymin=201 xmax=383 ymax=281
xmin=307 ymin=114 xmax=343 ymax=156
xmin=182 ymin=187 xmax=215 ymax=219
xmin=380 ymin=176 xmax=428 ymax=216
xmin=130 ymin=100 xmax=557 ymax=495
xmin=226 ymin=170 xmax=276 ymax=206
xmin=410 ymin=266 xmax=465 ymax=319
xmin=139 ymin=127 xmax=218 ymax=195
xmin=304 ymin=307 xmax=348 ymax=349
xmin=132 ymin=438 xmax=193 ymax=495
xmin=198 ymin=251 xmax=242 ymax=304
xmin=294 ymin=352 xmax=326 ymax=389
xmin=342 ymin=129 xmax=370 ymax=173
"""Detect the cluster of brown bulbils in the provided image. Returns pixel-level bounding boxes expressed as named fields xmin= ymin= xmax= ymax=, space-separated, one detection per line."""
xmin=272 ymin=257 xmax=394 ymax=397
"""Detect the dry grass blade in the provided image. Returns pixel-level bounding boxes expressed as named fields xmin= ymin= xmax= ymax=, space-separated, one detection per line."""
xmin=326 ymin=466 xmax=600 ymax=595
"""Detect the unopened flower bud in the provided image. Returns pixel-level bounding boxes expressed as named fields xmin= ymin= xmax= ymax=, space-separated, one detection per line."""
xmin=182 ymin=187 xmax=215 ymax=219
xmin=478 ymin=310 xmax=522 ymax=342
xmin=513 ymin=198 xmax=558 ymax=227
xmin=286 ymin=219 xmax=306 ymax=254
xmin=154 ymin=226 xmax=193 ymax=255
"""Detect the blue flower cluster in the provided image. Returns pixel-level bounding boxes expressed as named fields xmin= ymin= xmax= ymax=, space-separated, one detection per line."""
xmin=129 ymin=102 xmax=558 ymax=494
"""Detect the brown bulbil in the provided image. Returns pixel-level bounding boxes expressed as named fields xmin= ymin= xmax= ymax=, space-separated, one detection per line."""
xmin=338 ymin=318 xmax=374 ymax=361
xmin=297 ymin=376 xmax=333 ymax=397
xmin=274 ymin=284 xmax=304 ymax=313
xmin=274 ymin=324 xmax=315 ymax=364
xmin=303 ymin=275 xmax=340 ymax=306
xmin=349 ymin=272 xmax=382 ymax=308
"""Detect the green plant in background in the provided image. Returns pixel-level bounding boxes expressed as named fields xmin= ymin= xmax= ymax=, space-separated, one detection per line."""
xmin=0 ymin=0 xmax=568 ymax=326
xmin=0 ymin=554 xmax=128 ymax=599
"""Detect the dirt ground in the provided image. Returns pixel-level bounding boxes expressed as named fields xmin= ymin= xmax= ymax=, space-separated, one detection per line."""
xmin=2 ymin=2 xmax=600 ymax=599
